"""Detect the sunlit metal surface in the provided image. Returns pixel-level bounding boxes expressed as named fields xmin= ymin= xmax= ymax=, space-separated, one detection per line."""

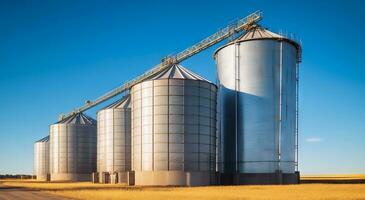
xmin=97 ymin=96 xmax=131 ymax=175
xmin=34 ymin=136 xmax=50 ymax=181
xmin=131 ymin=64 xmax=217 ymax=186
xmin=215 ymin=26 xmax=300 ymax=174
xmin=50 ymin=113 xmax=97 ymax=181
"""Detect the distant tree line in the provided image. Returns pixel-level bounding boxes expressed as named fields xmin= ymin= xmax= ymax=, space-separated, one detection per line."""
xmin=0 ymin=174 xmax=34 ymax=179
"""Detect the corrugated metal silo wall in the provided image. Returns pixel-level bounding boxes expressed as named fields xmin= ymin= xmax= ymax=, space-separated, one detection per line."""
xmin=97 ymin=108 xmax=131 ymax=173
xmin=131 ymin=79 xmax=217 ymax=185
xmin=216 ymin=39 xmax=297 ymax=174
xmin=34 ymin=140 xmax=50 ymax=180
xmin=50 ymin=124 xmax=96 ymax=181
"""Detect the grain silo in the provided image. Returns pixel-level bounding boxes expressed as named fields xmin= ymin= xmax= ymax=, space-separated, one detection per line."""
xmin=214 ymin=26 xmax=301 ymax=184
xmin=131 ymin=64 xmax=217 ymax=186
xmin=97 ymin=96 xmax=131 ymax=183
xmin=50 ymin=113 xmax=97 ymax=181
xmin=34 ymin=136 xmax=50 ymax=181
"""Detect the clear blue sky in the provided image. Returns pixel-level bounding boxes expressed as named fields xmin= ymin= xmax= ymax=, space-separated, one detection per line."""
xmin=0 ymin=0 xmax=364 ymax=175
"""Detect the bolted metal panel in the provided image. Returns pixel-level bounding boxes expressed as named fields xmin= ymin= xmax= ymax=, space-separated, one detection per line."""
xmin=215 ymin=27 xmax=300 ymax=174
xmin=34 ymin=136 xmax=50 ymax=181
xmin=131 ymin=64 xmax=217 ymax=185
xmin=50 ymin=113 xmax=96 ymax=181
xmin=97 ymin=96 xmax=131 ymax=175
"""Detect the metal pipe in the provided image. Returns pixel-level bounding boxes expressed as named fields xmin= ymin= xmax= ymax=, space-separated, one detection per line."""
xmin=278 ymin=40 xmax=283 ymax=171
xmin=295 ymin=62 xmax=299 ymax=171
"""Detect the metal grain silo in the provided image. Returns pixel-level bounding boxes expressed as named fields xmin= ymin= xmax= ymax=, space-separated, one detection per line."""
xmin=131 ymin=64 xmax=217 ymax=186
xmin=50 ymin=113 xmax=97 ymax=181
xmin=214 ymin=26 xmax=301 ymax=184
xmin=34 ymin=136 xmax=50 ymax=181
xmin=97 ymin=96 xmax=131 ymax=183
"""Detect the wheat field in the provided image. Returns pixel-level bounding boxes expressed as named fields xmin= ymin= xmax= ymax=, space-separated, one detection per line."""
xmin=1 ymin=175 xmax=365 ymax=200
xmin=48 ymin=184 xmax=365 ymax=200
xmin=301 ymin=174 xmax=365 ymax=180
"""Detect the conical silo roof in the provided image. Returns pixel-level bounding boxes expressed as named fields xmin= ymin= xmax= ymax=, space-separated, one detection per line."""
xmin=102 ymin=95 xmax=131 ymax=110
xmin=236 ymin=25 xmax=300 ymax=49
xmin=57 ymin=112 xmax=96 ymax=125
xmin=214 ymin=25 xmax=301 ymax=58
xmin=35 ymin=136 xmax=49 ymax=143
xmin=238 ymin=26 xmax=283 ymax=41
xmin=148 ymin=64 xmax=210 ymax=82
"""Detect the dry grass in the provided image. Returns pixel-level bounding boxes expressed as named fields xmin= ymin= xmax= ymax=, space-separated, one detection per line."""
xmin=48 ymin=184 xmax=365 ymax=200
xmin=301 ymin=174 xmax=365 ymax=180
xmin=1 ymin=175 xmax=365 ymax=200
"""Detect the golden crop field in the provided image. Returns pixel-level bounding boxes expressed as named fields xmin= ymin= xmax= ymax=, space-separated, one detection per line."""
xmin=1 ymin=175 xmax=365 ymax=200
xmin=301 ymin=174 xmax=365 ymax=180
